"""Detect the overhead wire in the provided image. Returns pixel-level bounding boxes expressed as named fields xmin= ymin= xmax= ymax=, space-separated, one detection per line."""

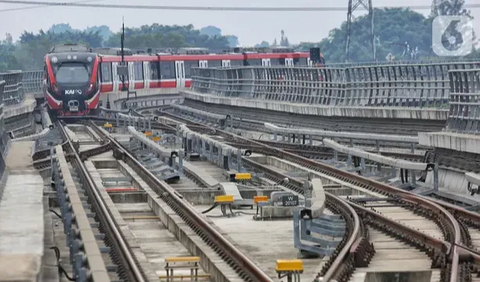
xmin=0 ymin=0 xmax=105 ymax=12
xmin=0 ymin=0 xmax=479 ymax=12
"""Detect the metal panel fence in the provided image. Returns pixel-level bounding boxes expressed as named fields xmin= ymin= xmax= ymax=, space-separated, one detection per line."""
xmin=0 ymin=71 xmax=24 ymax=106
xmin=22 ymin=71 xmax=43 ymax=94
xmin=446 ymin=69 xmax=480 ymax=133
xmin=0 ymin=80 xmax=6 ymax=180
xmin=192 ymin=62 xmax=480 ymax=108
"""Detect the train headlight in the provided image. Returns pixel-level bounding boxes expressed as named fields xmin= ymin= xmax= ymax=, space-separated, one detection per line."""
xmin=51 ymin=56 xmax=58 ymax=63
xmin=87 ymin=57 xmax=92 ymax=62
xmin=87 ymin=83 xmax=94 ymax=94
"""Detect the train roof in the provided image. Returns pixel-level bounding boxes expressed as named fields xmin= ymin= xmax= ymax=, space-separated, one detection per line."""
xmin=49 ymin=43 xmax=92 ymax=53
xmin=93 ymin=46 xmax=310 ymax=56
xmin=45 ymin=52 xmax=97 ymax=63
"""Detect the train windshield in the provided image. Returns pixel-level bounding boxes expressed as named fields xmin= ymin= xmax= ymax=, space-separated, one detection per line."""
xmin=55 ymin=62 xmax=91 ymax=84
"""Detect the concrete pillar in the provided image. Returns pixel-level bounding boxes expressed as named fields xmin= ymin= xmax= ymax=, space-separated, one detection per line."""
xmin=434 ymin=162 xmax=439 ymax=191
xmin=227 ymin=150 xmax=232 ymax=170
xmin=178 ymin=151 xmax=184 ymax=174
xmin=207 ymin=141 xmax=212 ymax=161
xmin=223 ymin=155 xmax=229 ymax=170
xmin=274 ymin=132 xmax=277 ymax=141
xmin=360 ymin=158 xmax=365 ymax=172
xmin=236 ymin=149 xmax=242 ymax=172
xmin=309 ymin=135 xmax=313 ymax=145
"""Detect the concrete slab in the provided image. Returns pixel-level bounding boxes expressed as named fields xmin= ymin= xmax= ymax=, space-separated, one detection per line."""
xmin=350 ymin=229 xmax=440 ymax=282
xmin=193 ymin=204 xmax=327 ymax=280
xmin=5 ymin=141 xmax=35 ymax=169
xmin=4 ymin=96 xmax=36 ymax=119
xmin=182 ymin=90 xmax=448 ymax=120
xmin=121 ymin=162 xmax=245 ymax=282
xmin=419 ymin=131 xmax=480 ymax=154
xmin=0 ymin=171 xmax=44 ymax=282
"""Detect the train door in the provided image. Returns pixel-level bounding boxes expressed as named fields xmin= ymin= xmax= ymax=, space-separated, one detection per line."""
xmin=222 ymin=60 xmax=231 ymax=67
xmin=308 ymin=59 xmax=313 ymax=67
xmin=128 ymin=62 xmax=135 ymax=91
xmin=285 ymin=58 xmax=294 ymax=67
xmin=143 ymin=62 xmax=150 ymax=89
xmin=199 ymin=60 xmax=208 ymax=68
xmin=112 ymin=62 xmax=119 ymax=91
xmin=261 ymin=59 xmax=271 ymax=66
xmin=175 ymin=61 xmax=185 ymax=88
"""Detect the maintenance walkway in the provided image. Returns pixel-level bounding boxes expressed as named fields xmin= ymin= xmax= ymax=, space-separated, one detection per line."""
xmin=0 ymin=141 xmax=50 ymax=282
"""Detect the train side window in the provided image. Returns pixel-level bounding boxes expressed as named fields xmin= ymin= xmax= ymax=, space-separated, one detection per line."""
xmin=270 ymin=59 xmax=280 ymax=66
xmin=184 ymin=61 xmax=198 ymax=78
xmin=160 ymin=61 xmax=175 ymax=79
xmin=230 ymin=60 xmax=243 ymax=67
xmin=134 ymin=62 xmax=144 ymax=80
xmin=100 ymin=63 xmax=112 ymax=82
xmin=296 ymin=58 xmax=307 ymax=66
xmin=209 ymin=60 xmax=221 ymax=68
xmin=245 ymin=59 xmax=262 ymax=66
xmin=149 ymin=61 xmax=159 ymax=80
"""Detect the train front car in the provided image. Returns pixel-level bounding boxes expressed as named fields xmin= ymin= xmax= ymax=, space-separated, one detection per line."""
xmin=44 ymin=45 xmax=100 ymax=117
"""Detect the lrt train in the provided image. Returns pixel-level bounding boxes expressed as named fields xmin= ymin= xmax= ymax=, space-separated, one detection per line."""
xmin=44 ymin=44 xmax=325 ymax=116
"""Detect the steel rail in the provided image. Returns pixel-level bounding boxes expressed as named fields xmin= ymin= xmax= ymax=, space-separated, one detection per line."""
xmin=158 ymin=111 xmax=463 ymax=281
xmin=241 ymin=156 xmax=460 ymax=281
xmin=89 ymin=121 xmax=274 ymax=282
xmin=57 ymin=122 xmax=146 ymax=282
xmin=226 ymin=142 xmax=424 ymax=161
xmin=127 ymin=106 xmax=476 ymax=281
xmin=159 ymin=110 xmax=480 ymax=233
xmin=240 ymin=157 xmax=363 ymax=281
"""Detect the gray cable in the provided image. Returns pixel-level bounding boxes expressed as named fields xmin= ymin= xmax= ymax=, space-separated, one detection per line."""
xmin=0 ymin=0 xmax=478 ymax=12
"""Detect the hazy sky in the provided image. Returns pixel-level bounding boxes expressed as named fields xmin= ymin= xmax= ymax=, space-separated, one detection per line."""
xmin=0 ymin=0 xmax=479 ymax=46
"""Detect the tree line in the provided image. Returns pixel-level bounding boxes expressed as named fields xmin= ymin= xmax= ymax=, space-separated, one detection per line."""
xmin=0 ymin=23 xmax=238 ymax=71
xmin=0 ymin=0 xmax=478 ymax=72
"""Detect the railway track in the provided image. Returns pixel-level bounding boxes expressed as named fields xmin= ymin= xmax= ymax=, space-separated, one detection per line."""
xmin=226 ymin=141 xmax=424 ymax=162
xmin=181 ymin=99 xmax=446 ymax=136
xmin=152 ymin=109 xmax=480 ymax=281
xmin=54 ymin=121 xmax=146 ymax=282
xmin=47 ymin=106 xmax=480 ymax=281
xmin=87 ymin=121 xmax=276 ymax=282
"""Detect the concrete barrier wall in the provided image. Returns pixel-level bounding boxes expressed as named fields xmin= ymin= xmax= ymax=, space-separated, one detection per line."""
xmin=446 ymin=69 xmax=480 ymax=134
xmin=190 ymin=61 xmax=480 ymax=109
xmin=0 ymin=71 xmax=24 ymax=107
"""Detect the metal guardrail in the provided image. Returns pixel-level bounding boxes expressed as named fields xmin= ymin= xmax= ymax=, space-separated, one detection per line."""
xmin=446 ymin=69 xmax=480 ymax=133
xmin=0 ymin=80 xmax=5 ymax=181
xmin=0 ymin=71 xmax=25 ymax=106
xmin=191 ymin=62 xmax=480 ymax=108
xmin=9 ymin=60 xmax=480 ymax=111
xmin=22 ymin=71 xmax=43 ymax=94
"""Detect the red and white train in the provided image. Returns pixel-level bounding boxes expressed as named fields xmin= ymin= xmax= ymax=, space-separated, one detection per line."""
xmin=44 ymin=44 xmax=324 ymax=116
